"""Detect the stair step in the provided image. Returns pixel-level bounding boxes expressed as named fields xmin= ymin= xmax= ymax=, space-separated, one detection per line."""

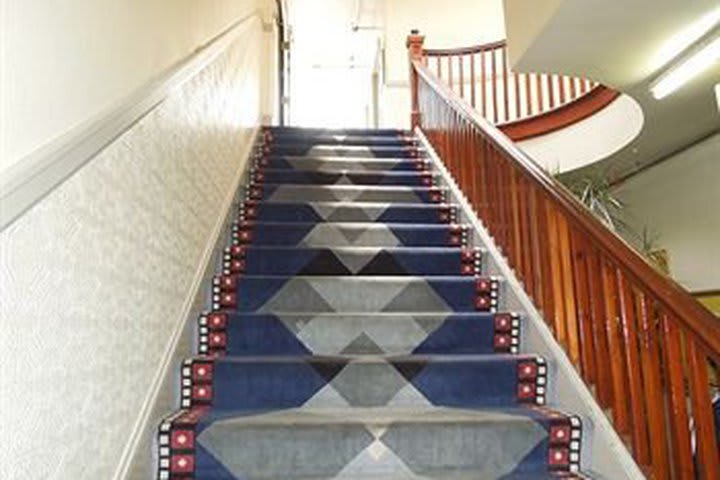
xmin=199 ymin=312 xmax=520 ymax=357
xmin=180 ymin=354 xmax=546 ymax=410
xmin=268 ymin=134 xmax=416 ymax=147
xmin=268 ymin=144 xmax=419 ymax=159
xmin=239 ymin=201 xmax=457 ymax=224
xmin=211 ymin=275 xmax=500 ymax=313
xmin=252 ymin=168 xmax=437 ymax=186
xmin=246 ymin=183 xmax=446 ymax=204
xmin=268 ymin=126 xmax=409 ymax=137
xmin=221 ymin=246 xmax=482 ymax=276
xmin=160 ymin=406 xmax=581 ymax=479
xmin=232 ymin=222 xmax=471 ymax=247
xmin=258 ymin=155 xmax=430 ymax=172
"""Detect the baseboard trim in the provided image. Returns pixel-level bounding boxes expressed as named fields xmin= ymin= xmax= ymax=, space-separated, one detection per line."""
xmin=0 ymin=12 xmax=261 ymax=231
xmin=111 ymin=127 xmax=261 ymax=480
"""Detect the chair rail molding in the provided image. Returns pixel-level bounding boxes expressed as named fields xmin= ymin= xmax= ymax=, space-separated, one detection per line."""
xmin=0 ymin=11 xmax=263 ymax=231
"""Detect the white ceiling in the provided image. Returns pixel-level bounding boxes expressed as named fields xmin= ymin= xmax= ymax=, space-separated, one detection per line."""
xmin=505 ymin=0 xmax=720 ymax=180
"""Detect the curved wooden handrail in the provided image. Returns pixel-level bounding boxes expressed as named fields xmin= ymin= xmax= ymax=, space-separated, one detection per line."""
xmin=409 ymin=31 xmax=720 ymax=479
xmin=420 ymin=37 xmax=614 ymax=137
xmin=499 ymin=86 xmax=620 ymax=141
xmin=423 ymin=39 xmax=507 ymax=56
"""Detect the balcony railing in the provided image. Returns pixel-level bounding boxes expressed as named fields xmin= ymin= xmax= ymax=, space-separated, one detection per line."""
xmin=408 ymin=32 xmax=720 ymax=480
xmin=417 ymin=36 xmax=619 ymax=141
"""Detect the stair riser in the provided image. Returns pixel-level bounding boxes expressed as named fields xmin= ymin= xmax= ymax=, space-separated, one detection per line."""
xmin=239 ymin=202 xmax=455 ymax=224
xmin=182 ymin=356 xmax=545 ymax=410
xmin=232 ymin=223 xmax=470 ymax=248
xmin=268 ymin=136 xmax=416 ymax=147
xmin=267 ymin=145 xmax=419 ymax=159
xmin=257 ymin=156 xmax=429 ymax=172
xmin=212 ymin=276 xmax=500 ymax=313
xmin=251 ymin=169 xmax=436 ymax=187
xmin=246 ymin=184 xmax=446 ymax=204
xmin=268 ymin=127 xmax=408 ymax=137
xmin=199 ymin=313 xmax=520 ymax=357
xmin=221 ymin=247 xmax=481 ymax=276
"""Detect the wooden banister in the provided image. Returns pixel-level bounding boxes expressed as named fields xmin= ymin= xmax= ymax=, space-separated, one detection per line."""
xmin=421 ymin=38 xmax=618 ymax=139
xmin=409 ymin=32 xmax=720 ymax=479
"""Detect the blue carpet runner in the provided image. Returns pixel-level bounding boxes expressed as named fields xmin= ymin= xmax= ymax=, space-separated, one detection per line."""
xmin=158 ymin=127 xmax=587 ymax=479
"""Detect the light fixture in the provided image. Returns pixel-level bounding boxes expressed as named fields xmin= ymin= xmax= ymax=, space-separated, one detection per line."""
xmin=650 ymin=36 xmax=720 ymax=99
xmin=651 ymin=8 xmax=720 ymax=70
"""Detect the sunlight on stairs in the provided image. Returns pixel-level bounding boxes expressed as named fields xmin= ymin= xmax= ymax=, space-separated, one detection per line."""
xmin=157 ymin=127 xmax=589 ymax=479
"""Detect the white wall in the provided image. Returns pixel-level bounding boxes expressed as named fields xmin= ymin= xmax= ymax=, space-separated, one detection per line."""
xmin=0 ymin=0 xmax=271 ymax=174
xmin=614 ymin=133 xmax=720 ymax=292
xmin=0 ymin=5 xmax=274 ymax=480
xmin=518 ymin=94 xmax=644 ymax=173
xmin=381 ymin=0 xmax=506 ymax=127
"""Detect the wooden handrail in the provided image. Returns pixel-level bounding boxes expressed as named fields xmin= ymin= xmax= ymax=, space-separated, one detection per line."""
xmin=423 ymin=39 xmax=507 ymax=56
xmin=419 ymin=37 xmax=614 ymax=136
xmin=409 ymin=33 xmax=720 ymax=480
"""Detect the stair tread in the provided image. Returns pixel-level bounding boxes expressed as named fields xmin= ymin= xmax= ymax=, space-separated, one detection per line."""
xmin=173 ymin=405 xmax=574 ymax=424
xmin=191 ymin=353 xmax=535 ymax=362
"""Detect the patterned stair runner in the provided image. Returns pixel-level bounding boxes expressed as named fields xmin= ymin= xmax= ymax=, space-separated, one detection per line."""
xmin=158 ymin=127 xmax=588 ymax=479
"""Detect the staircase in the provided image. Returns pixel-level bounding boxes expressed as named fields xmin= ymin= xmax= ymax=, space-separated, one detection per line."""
xmin=157 ymin=126 xmax=589 ymax=479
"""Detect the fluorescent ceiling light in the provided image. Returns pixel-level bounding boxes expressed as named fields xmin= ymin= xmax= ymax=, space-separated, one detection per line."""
xmin=651 ymin=7 xmax=720 ymax=70
xmin=650 ymin=36 xmax=720 ymax=99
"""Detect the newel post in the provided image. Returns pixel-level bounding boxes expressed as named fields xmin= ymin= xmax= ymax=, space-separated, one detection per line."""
xmin=406 ymin=29 xmax=425 ymax=129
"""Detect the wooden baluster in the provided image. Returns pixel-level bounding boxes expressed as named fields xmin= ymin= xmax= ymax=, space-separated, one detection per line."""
xmin=482 ymin=140 xmax=494 ymax=228
xmin=469 ymin=53 xmax=476 ymax=108
xmin=578 ymin=78 xmax=588 ymax=95
xmin=569 ymin=76 xmax=577 ymax=101
xmin=661 ymin=314 xmax=694 ymax=478
xmin=519 ymin=176 xmax=534 ymax=293
xmin=558 ymin=215 xmax=580 ymax=368
xmin=480 ymin=49 xmax=487 ymax=118
xmin=536 ymin=195 xmax=555 ymax=323
xmin=524 ymin=73 xmax=532 ymax=118
xmin=528 ymin=187 xmax=545 ymax=311
xmin=687 ymin=340 xmax=720 ymax=479
xmin=437 ymin=55 xmax=443 ymax=79
xmin=571 ymin=230 xmax=595 ymax=381
xmin=502 ymin=158 xmax=514 ymax=252
xmin=502 ymin=46 xmax=510 ymax=123
xmin=601 ymin=260 xmax=631 ymax=435
xmin=546 ymin=206 xmax=567 ymax=343
xmin=558 ymin=76 xmax=567 ymax=104
xmin=491 ymin=47 xmax=498 ymax=124
xmin=509 ymin=166 xmax=523 ymax=271
xmin=514 ymin=71 xmax=521 ymax=122
xmin=448 ymin=55 xmax=454 ymax=92
xmin=586 ymin=248 xmax=613 ymax=405
xmin=617 ymin=271 xmax=650 ymax=465
xmin=458 ymin=54 xmax=465 ymax=100
xmin=546 ymin=75 xmax=556 ymax=109
xmin=468 ymin=127 xmax=479 ymax=208
xmin=637 ymin=293 xmax=671 ymax=479
xmin=459 ymin=120 xmax=466 ymax=189
xmin=536 ymin=73 xmax=544 ymax=113
xmin=495 ymin=150 xmax=507 ymax=248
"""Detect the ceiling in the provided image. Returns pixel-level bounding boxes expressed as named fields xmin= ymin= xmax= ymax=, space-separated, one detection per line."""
xmin=504 ymin=0 xmax=720 ymax=181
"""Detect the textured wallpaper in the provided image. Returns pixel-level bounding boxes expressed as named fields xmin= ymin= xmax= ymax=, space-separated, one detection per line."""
xmin=0 ymin=17 xmax=265 ymax=480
